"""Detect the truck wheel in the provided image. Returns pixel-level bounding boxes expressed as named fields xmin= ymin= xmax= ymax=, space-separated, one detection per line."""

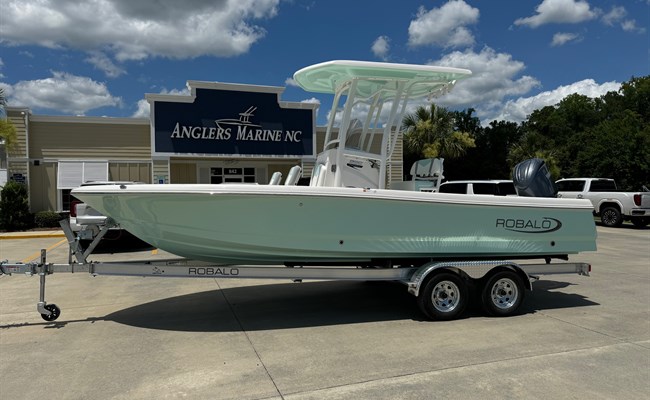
xmin=631 ymin=217 xmax=649 ymax=228
xmin=417 ymin=272 xmax=468 ymax=321
xmin=601 ymin=207 xmax=623 ymax=227
xmin=481 ymin=270 xmax=525 ymax=317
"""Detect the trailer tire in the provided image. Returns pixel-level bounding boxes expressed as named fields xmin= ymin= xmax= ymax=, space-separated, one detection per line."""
xmin=417 ymin=272 xmax=468 ymax=321
xmin=600 ymin=207 xmax=623 ymax=227
xmin=481 ymin=270 xmax=525 ymax=317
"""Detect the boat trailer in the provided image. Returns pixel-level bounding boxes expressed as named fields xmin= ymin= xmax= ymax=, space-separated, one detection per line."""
xmin=0 ymin=220 xmax=591 ymax=322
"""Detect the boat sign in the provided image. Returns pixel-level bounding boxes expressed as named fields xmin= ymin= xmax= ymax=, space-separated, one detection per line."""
xmin=496 ymin=217 xmax=562 ymax=233
xmin=150 ymin=82 xmax=317 ymax=157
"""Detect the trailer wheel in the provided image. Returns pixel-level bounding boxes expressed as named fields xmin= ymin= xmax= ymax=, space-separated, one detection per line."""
xmin=41 ymin=304 xmax=61 ymax=322
xmin=601 ymin=207 xmax=623 ymax=227
xmin=481 ymin=270 xmax=525 ymax=317
xmin=417 ymin=272 xmax=468 ymax=321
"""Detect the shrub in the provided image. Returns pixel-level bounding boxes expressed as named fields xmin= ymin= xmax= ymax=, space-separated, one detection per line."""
xmin=0 ymin=181 xmax=32 ymax=231
xmin=34 ymin=210 xmax=63 ymax=228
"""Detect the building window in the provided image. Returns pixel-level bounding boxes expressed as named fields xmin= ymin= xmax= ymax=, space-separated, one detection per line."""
xmin=58 ymin=161 xmax=108 ymax=189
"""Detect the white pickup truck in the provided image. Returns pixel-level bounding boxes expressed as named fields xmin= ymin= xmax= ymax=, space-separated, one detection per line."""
xmin=556 ymin=178 xmax=650 ymax=227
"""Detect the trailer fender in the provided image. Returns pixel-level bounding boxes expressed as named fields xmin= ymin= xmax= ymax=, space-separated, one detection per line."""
xmin=407 ymin=261 xmax=532 ymax=297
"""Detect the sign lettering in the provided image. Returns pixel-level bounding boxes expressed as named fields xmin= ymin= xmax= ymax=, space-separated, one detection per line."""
xmin=153 ymin=86 xmax=315 ymax=156
xmin=495 ymin=217 xmax=562 ymax=233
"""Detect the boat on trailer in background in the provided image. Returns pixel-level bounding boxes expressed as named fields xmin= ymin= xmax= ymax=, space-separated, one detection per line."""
xmin=1 ymin=61 xmax=597 ymax=321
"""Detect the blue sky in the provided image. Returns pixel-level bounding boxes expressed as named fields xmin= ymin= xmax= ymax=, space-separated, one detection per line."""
xmin=1 ymin=0 xmax=648 ymax=126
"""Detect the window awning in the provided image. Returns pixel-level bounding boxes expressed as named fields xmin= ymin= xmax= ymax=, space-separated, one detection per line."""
xmin=57 ymin=161 xmax=108 ymax=189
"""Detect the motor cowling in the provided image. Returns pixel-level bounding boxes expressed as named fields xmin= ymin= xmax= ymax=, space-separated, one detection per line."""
xmin=512 ymin=158 xmax=557 ymax=197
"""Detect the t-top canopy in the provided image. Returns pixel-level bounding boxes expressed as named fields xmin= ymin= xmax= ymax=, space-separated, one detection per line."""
xmin=293 ymin=60 xmax=471 ymax=99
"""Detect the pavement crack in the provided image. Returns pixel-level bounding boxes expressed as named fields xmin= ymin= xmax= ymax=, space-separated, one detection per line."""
xmin=282 ymin=342 xmax=649 ymax=398
xmin=538 ymin=311 xmax=648 ymax=349
xmin=214 ymin=279 xmax=285 ymax=400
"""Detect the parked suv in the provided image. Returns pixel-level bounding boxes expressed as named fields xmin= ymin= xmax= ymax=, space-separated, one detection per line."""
xmin=438 ymin=180 xmax=517 ymax=196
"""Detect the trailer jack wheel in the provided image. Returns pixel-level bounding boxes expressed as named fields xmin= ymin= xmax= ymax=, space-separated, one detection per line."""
xmin=40 ymin=304 xmax=61 ymax=322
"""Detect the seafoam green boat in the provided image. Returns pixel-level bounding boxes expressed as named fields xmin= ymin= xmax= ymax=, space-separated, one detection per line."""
xmin=73 ymin=60 xmax=597 ymax=266
xmin=0 ymin=60 xmax=598 ymax=322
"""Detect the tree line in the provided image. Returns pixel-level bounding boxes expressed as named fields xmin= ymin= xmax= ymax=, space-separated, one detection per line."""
xmin=403 ymin=75 xmax=650 ymax=191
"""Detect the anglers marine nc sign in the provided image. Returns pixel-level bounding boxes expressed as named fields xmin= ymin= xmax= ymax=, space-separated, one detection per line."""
xmin=150 ymin=83 xmax=316 ymax=156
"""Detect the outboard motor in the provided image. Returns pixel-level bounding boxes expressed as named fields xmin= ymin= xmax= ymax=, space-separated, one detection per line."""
xmin=512 ymin=158 xmax=557 ymax=197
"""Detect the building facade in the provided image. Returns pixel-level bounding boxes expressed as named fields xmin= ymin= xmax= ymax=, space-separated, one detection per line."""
xmin=3 ymin=81 xmax=403 ymax=213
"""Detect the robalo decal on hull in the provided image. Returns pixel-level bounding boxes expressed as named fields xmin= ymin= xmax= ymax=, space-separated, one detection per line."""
xmin=496 ymin=217 xmax=562 ymax=233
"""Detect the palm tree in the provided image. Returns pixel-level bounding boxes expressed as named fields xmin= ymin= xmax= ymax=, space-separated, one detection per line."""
xmin=0 ymin=87 xmax=6 ymax=118
xmin=402 ymin=103 xmax=475 ymax=159
xmin=507 ymin=132 xmax=561 ymax=178
xmin=0 ymin=88 xmax=17 ymax=151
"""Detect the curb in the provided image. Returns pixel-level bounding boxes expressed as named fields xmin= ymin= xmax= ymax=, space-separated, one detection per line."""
xmin=0 ymin=231 xmax=66 ymax=240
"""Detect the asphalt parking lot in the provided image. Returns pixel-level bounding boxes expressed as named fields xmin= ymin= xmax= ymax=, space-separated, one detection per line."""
xmin=1 ymin=225 xmax=648 ymax=400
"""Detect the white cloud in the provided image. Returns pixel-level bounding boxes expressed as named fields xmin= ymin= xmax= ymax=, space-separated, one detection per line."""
xmin=601 ymin=6 xmax=626 ymax=26
xmin=621 ymin=20 xmax=646 ymax=34
xmin=600 ymin=5 xmax=645 ymax=33
xmin=514 ymin=0 xmax=598 ymax=28
xmin=327 ymin=102 xmax=373 ymax=129
xmin=0 ymin=0 xmax=279 ymax=61
xmin=300 ymin=97 xmax=320 ymax=105
xmin=0 ymin=58 xmax=4 ymax=79
xmin=428 ymin=48 xmax=621 ymax=124
xmin=132 ymin=87 xmax=192 ymax=118
xmin=371 ymin=36 xmax=390 ymax=60
xmin=160 ymin=88 xmax=191 ymax=97
xmin=6 ymin=71 xmax=121 ymax=114
xmin=551 ymin=32 xmax=581 ymax=46
xmin=85 ymin=51 xmax=126 ymax=78
xmin=132 ymin=99 xmax=150 ymax=118
xmin=408 ymin=1 xmax=479 ymax=48
xmin=285 ymin=77 xmax=299 ymax=87
xmin=490 ymin=79 xmax=621 ymax=123
xmin=429 ymin=47 xmax=541 ymax=113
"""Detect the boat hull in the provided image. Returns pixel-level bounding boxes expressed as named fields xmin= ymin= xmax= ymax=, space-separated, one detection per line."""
xmin=72 ymin=185 xmax=597 ymax=265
